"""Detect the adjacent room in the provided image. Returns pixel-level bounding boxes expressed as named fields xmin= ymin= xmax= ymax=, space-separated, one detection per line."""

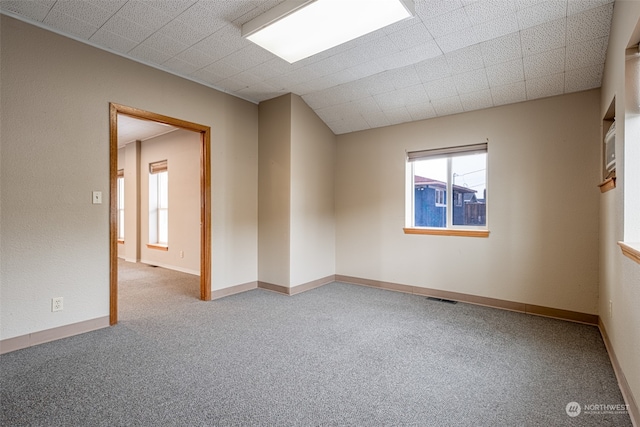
xmin=1 ymin=0 xmax=639 ymax=425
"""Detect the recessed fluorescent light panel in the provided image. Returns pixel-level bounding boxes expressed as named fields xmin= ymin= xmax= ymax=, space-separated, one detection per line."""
xmin=242 ymin=0 xmax=414 ymax=63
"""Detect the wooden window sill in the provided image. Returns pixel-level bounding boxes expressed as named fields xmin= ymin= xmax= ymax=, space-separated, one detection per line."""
xmin=599 ymin=177 xmax=616 ymax=193
xmin=618 ymin=242 xmax=640 ymax=265
xmin=403 ymin=228 xmax=489 ymax=238
xmin=147 ymin=243 xmax=169 ymax=251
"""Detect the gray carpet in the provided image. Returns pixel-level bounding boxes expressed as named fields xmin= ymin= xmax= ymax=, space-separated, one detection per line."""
xmin=0 ymin=261 xmax=632 ymax=426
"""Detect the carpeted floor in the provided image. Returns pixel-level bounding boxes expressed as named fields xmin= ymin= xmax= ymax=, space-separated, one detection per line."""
xmin=0 ymin=260 xmax=632 ymax=426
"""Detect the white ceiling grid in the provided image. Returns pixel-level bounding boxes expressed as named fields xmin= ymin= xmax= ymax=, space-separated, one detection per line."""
xmin=0 ymin=0 xmax=615 ymax=135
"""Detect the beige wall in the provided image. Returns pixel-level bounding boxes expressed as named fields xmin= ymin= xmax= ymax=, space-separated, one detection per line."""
xmin=138 ymin=130 xmax=200 ymax=275
xmin=258 ymin=94 xmax=336 ymax=287
xmin=258 ymin=95 xmax=292 ymax=286
xmin=336 ymin=90 xmax=601 ymax=314
xmin=290 ymin=95 xmax=336 ymax=286
xmin=599 ymin=0 xmax=640 ymax=415
xmin=0 ymin=16 xmax=258 ymax=340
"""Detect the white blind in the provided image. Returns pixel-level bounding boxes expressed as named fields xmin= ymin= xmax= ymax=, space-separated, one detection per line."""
xmin=407 ymin=143 xmax=487 ymax=162
xmin=149 ymin=160 xmax=168 ymax=174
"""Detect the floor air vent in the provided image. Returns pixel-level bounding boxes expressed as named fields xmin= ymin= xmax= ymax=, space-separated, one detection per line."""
xmin=427 ymin=297 xmax=458 ymax=304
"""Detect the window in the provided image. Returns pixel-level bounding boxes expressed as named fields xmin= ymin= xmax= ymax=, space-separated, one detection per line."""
xmin=117 ymin=170 xmax=124 ymax=241
xmin=406 ymin=143 xmax=488 ymax=236
xmin=149 ymin=160 xmax=168 ymax=248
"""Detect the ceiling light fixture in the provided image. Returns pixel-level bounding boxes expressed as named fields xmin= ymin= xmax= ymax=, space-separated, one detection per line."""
xmin=242 ymin=0 xmax=415 ymax=63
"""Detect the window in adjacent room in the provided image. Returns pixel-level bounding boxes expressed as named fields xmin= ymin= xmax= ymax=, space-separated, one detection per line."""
xmin=117 ymin=169 xmax=124 ymax=242
xmin=405 ymin=143 xmax=488 ymax=237
xmin=148 ymin=160 xmax=168 ymax=250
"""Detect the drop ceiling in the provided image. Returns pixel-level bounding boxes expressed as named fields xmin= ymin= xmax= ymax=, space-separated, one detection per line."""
xmin=0 ymin=0 xmax=615 ymax=135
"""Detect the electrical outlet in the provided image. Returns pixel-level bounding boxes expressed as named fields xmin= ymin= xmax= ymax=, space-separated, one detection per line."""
xmin=180 ymin=251 xmax=184 ymax=259
xmin=52 ymin=297 xmax=63 ymax=312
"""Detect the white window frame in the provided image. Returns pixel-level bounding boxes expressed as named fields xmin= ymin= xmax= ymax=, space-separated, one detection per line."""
xmin=405 ymin=143 xmax=489 ymax=237
xmin=148 ymin=160 xmax=168 ymax=249
xmin=117 ymin=170 xmax=124 ymax=241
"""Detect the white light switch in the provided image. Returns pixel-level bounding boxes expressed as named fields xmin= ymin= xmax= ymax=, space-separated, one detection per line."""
xmin=92 ymin=191 xmax=102 ymax=204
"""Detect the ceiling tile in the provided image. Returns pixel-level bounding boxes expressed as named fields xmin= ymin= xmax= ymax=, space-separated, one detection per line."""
xmin=566 ymin=3 xmax=613 ymax=45
xmin=415 ymin=55 xmax=453 ymax=83
xmin=0 ymin=0 xmax=616 ymax=135
xmin=446 ymin=45 xmax=485 ymax=73
xmin=173 ymin=2 xmax=228 ymax=35
xmin=520 ymin=17 xmax=566 ymax=56
xmin=100 ymin=15 xmax=154 ymax=43
xmin=525 ymin=72 xmax=564 ymax=99
xmin=51 ymin=0 xmax=115 ymax=27
xmin=128 ymin=44 xmax=172 ymax=65
xmin=154 ymin=19 xmax=208 ymax=47
xmin=565 ymin=64 xmax=603 ymax=92
xmin=460 ymin=89 xmax=494 ymax=111
xmin=491 ymin=81 xmax=527 ymax=105
xmin=480 ymin=32 xmax=522 ymax=65
xmin=0 ymin=1 xmax=53 ymax=21
xmin=113 ymin=0 xmax=172 ymax=32
xmin=43 ymin=10 xmax=97 ymax=39
xmin=407 ymin=102 xmax=438 ymax=121
xmin=567 ymin=0 xmax=611 ymax=16
xmin=474 ymin=12 xmax=519 ymax=43
xmin=162 ymin=56 xmax=200 ymax=75
xmin=523 ymin=47 xmax=565 ymax=79
xmin=464 ymin=0 xmax=517 ymax=26
xmin=424 ymin=7 xmax=471 ymax=38
xmin=565 ymin=36 xmax=608 ymax=71
xmin=517 ymin=1 xmax=567 ymax=30
xmin=424 ymin=76 xmax=459 ymax=100
xmin=486 ymin=58 xmax=525 ymax=86
xmin=176 ymin=47 xmax=216 ymax=70
xmin=417 ymin=0 xmax=465 ymax=19
xmin=139 ymin=32 xmax=189 ymax=57
xmin=141 ymin=0 xmax=196 ymax=18
xmin=454 ymin=68 xmax=489 ymax=94
xmin=435 ymin=28 xmax=479 ymax=53
xmin=384 ymin=106 xmax=413 ymax=124
xmin=387 ymin=22 xmax=434 ymax=49
xmin=89 ymin=29 xmax=137 ymax=54
xmin=431 ymin=96 xmax=465 ymax=116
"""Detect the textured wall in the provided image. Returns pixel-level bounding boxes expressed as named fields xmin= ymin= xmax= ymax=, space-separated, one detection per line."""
xmin=598 ymin=0 xmax=640 ymax=415
xmin=336 ymin=90 xmax=601 ymax=314
xmin=0 ymin=16 xmax=258 ymax=340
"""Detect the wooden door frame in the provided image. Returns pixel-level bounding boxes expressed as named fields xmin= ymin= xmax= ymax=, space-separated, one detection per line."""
xmin=109 ymin=103 xmax=211 ymax=325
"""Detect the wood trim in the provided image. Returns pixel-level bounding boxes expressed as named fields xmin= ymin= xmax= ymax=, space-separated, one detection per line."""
xmin=403 ymin=227 xmax=490 ymax=238
xmin=334 ymin=275 xmax=598 ymax=325
xmin=599 ymin=176 xmax=616 ymax=193
xmin=146 ymin=243 xmax=168 ymax=251
xmin=109 ymin=103 xmax=212 ymax=325
xmin=0 ymin=316 xmax=110 ymax=355
xmin=599 ymin=319 xmax=640 ymax=427
xmin=109 ymin=104 xmax=118 ymax=325
xmin=257 ymin=281 xmax=290 ymax=295
xmin=618 ymin=241 xmax=640 ymax=265
xmin=200 ymin=129 xmax=212 ymax=301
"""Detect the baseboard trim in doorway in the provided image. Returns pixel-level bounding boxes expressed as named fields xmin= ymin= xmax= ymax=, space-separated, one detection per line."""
xmin=334 ymin=275 xmax=598 ymax=325
xmin=0 ymin=316 xmax=110 ymax=355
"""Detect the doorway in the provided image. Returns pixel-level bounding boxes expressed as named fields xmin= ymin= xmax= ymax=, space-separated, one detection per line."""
xmin=109 ymin=103 xmax=211 ymax=325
